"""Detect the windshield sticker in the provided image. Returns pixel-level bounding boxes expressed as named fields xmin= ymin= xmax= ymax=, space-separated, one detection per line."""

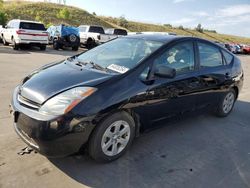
xmin=107 ymin=64 xmax=129 ymax=74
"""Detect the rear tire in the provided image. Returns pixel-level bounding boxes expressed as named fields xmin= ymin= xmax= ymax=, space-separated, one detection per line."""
xmin=86 ymin=38 xmax=95 ymax=49
xmin=12 ymin=40 xmax=19 ymax=50
xmin=40 ymin=45 xmax=46 ymax=51
xmin=88 ymin=111 xmax=135 ymax=163
xmin=215 ymin=89 xmax=236 ymax=117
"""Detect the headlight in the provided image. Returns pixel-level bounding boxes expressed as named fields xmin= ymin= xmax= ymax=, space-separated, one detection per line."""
xmin=39 ymin=87 xmax=97 ymax=116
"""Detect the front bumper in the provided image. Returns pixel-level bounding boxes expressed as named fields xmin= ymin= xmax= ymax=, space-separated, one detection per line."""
xmin=11 ymin=86 xmax=95 ymax=157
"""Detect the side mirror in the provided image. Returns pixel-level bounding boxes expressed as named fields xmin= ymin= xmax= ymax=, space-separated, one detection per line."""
xmin=154 ymin=64 xmax=176 ymax=79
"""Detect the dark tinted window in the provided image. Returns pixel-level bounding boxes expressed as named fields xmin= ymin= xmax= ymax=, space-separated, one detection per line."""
xmin=89 ymin=26 xmax=105 ymax=34
xmin=222 ymin=50 xmax=233 ymax=65
xmin=154 ymin=41 xmax=195 ymax=74
xmin=198 ymin=42 xmax=223 ymax=68
xmin=19 ymin=22 xmax=46 ymax=31
xmin=114 ymin=29 xmax=127 ymax=35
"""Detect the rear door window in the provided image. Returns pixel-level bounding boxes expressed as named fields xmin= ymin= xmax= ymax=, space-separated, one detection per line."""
xmin=222 ymin=50 xmax=233 ymax=65
xmin=89 ymin=26 xmax=105 ymax=34
xmin=198 ymin=42 xmax=223 ymax=68
xmin=19 ymin=22 xmax=46 ymax=31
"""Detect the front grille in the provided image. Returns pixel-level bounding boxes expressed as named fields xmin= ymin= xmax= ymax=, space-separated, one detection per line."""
xmin=17 ymin=94 xmax=41 ymax=110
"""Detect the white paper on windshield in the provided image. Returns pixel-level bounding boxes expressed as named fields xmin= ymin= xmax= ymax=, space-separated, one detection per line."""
xmin=107 ymin=64 xmax=129 ymax=74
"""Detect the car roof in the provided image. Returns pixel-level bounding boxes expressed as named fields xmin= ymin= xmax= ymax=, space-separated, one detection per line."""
xmin=125 ymin=34 xmax=192 ymax=43
xmin=10 ymin=19 xmax=43 ymax=24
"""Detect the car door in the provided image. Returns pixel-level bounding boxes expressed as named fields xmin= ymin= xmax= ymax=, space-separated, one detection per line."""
xmin=195 ymin=40 xmax=232 ymax=109
xmin=4 ymin=21 xmax=12 ymax=42
xmin=142 ymin=40 xmax=201 ymax=126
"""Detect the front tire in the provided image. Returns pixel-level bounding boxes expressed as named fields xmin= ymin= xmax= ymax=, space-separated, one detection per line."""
xmin=2 ymin=36 xmax=9 ymax=46
xmin=215 ymin=89 xmax=236 ymax=117
xmin=88 ymin=111 xmax=135 ymax=162
xmin=53 ymin=40 xmax=60 ymax=50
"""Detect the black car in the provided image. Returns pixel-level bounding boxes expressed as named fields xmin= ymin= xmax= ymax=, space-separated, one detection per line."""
xmin=10 ymin=35 xmax=244 ymax=162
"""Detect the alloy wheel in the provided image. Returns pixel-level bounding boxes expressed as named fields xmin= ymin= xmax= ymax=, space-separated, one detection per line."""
xmin=101 ymin=120 xmax=131 ymax=156
xmin=222 ymin=92 xmax=235 ymax=114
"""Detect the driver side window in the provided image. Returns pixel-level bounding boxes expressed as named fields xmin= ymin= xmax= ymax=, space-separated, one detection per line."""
xmin=154 ymin=41 xmax=195 ymax=75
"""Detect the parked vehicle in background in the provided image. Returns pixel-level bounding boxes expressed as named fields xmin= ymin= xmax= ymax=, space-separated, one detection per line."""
xmin=1 ymin=19 xmax=48 ymax=50
xmin=11 ymin=35 xmax=243 ymax=162
xmin=100 ymin=28 xmax=127 ymax=43
xmin=0 ymin=25 xmax=3 ymax=42
xmin=47 ymin=25 xmax=80 ymax=51
xmin=225 ymin=43 xmax=237 ymax=53
xmin=128 ymin=31 xmax=177 ymax=36
xmin=242 ymin=45 xmax=250 ymax=54
xmin=78 ymin=25 xmax=105 ymax=49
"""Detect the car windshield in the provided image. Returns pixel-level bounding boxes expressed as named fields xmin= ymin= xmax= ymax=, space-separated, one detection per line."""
xmin=77 ymin=38 xmax=163 ymax=74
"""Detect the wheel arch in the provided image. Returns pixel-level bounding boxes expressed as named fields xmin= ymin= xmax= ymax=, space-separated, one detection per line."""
xmin=232 ymin=86 xmax=239 ymax=99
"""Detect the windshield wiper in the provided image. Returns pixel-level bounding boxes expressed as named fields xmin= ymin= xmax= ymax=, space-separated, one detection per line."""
xmin=76 ymin=60 xmax=108 ymax=72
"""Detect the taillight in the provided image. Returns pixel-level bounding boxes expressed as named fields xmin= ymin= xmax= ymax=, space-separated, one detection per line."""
xmin=16 ymin=30 xmax=26 ymax=34
xmin=42 ymin=31 xmax=49 ymax=36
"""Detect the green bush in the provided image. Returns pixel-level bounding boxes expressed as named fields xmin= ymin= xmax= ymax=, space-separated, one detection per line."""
xmin=56 ymin=8 xmax=70 ymax=19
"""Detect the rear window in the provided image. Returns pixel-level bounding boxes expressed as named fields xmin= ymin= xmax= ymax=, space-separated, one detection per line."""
xmin=19 ymin=22 xmax=46 ymax=31
xmin=89 ymin=26 xmax=105 ymax=34
xmin=114 ymin=29 xmax=127 ymax=36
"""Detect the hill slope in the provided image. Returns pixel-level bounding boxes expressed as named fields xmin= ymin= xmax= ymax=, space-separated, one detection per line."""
xmin=1 ymin=2 xmax=250 ymax=44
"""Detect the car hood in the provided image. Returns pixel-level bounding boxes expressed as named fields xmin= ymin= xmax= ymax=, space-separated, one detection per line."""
xmin=19 ymin=61 xmax=114 ymax=104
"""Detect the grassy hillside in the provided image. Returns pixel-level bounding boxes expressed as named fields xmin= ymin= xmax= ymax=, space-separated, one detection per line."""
xmin=100 ymin=16 xmax=250 ymax=44
xmin=1 ymin=2 xmax=113 ymax=28
xmin=1 ymin=2 xmax=250 ymax=44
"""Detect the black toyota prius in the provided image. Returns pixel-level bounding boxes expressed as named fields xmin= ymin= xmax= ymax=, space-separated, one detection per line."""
xmin=10 ymin=34 xmax=244 ymax=162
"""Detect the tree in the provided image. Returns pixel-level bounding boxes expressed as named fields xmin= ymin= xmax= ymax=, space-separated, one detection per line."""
xmin=178 ymin=25 xmax=184 ymax=30
xmin=196 ymin=23 xmax=203 ymax=33
xmin=0 ymin=0 xmax=7 ymax=25
xmin=118 ymin=16 xmax=128 ymax=27
xmin=164 ymin=24 xmax=172 ymax=28
xmin=92 ymin=12 xmax=96 ymax=16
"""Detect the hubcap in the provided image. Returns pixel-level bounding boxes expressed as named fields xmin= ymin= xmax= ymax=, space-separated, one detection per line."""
xmin=222 ymin=92 xmax=235 ymax=114
xmin=101 ymin=120 xmax=130 ymax=156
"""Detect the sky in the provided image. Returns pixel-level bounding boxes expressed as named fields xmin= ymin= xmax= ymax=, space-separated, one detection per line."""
xmin=68 ymin=0 xmax=250 ymax=37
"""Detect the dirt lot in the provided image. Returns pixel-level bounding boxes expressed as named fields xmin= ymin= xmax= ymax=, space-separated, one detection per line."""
xmin=0 ymin=45 xmax=250 ymax=188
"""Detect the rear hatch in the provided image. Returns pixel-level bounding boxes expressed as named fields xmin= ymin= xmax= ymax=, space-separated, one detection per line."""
xmin=17 ymin=22 xmax=48 ymax=42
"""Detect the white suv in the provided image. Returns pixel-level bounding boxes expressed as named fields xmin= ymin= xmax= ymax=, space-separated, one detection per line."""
xmin=1 ymin=19 xmax=48 ymax=50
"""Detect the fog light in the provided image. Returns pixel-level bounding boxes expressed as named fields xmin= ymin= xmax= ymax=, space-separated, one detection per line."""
xmin=74 ymin=123 xmax=86 ymax=132
xmin=50 ymin=121 xmax=58 ymax=130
